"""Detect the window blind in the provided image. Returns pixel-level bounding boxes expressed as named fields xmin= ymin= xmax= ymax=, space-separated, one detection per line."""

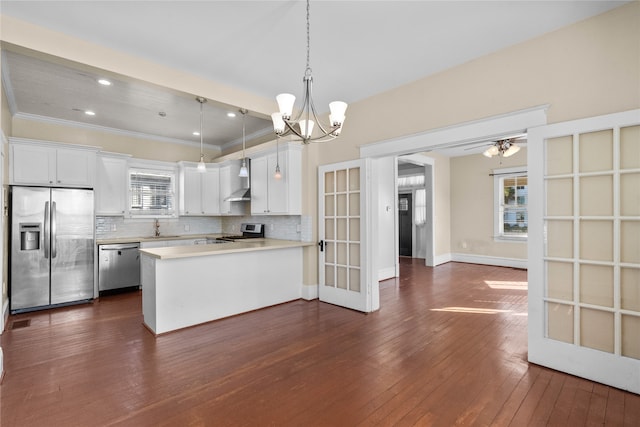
xmin=129 ymin=170 xmax=175 ymax=216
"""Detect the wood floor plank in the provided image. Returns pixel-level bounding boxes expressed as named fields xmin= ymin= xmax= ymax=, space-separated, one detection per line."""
xmin=1 ymin=259 xmax=638 ymax=426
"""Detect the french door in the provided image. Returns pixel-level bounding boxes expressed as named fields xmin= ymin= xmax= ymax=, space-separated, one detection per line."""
xmin=528 ymin=109 xmax=640 ymax=393
xmin=318 ymin=159 xmax=377 ymax=312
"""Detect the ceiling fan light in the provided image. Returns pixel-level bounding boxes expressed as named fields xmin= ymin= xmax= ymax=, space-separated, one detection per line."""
xmin=503 ymin=143 xmax=520 ymax=157
xmin=271 ymin=112 xmax=286 ymax=134
xmin=276 ymin=93 xmax=296 ymax=119
xmin=484 ymin=145 xmax=499 ymax=157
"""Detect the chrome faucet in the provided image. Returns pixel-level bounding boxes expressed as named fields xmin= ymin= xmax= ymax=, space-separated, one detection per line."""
xmin=154 ymin=219 xmax=160 ymax=237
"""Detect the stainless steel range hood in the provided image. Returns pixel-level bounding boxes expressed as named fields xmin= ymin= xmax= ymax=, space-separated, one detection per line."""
xmin=224 ymin=158 xmax=251 ymax=202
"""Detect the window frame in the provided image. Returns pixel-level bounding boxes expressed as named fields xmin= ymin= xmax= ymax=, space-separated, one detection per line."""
xmin=493 ymin=166 xmax=528 ymax=242
xmin=127 ymin=162 xmax=178 ymax=218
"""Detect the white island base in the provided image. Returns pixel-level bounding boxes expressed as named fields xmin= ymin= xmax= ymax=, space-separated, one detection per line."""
xmin=141 ymin=245 xmax=303 ymax=335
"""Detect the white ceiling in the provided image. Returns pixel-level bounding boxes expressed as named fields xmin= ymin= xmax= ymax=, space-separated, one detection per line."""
xmin=0 ymin=1 xmax=628 ymax=153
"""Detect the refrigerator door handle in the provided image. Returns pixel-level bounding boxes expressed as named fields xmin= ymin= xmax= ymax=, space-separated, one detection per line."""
xmin=44 ymin=201 xmax=50 ymax=259
xmin=51 ymin=201 xmax=57 ymax=259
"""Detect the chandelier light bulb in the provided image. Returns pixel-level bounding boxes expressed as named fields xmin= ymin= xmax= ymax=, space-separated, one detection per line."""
xmin=271 ymin=112 xmax=286 ymax=134
xmin=276 ymin=94 xmax=296 ymax=119
xmin=329 ymin=101 xmax=348 ymax=124
xmin=299 ymin=120 xmax=315 ymax=138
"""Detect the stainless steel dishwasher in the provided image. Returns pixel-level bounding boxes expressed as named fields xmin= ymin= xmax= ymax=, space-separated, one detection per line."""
xmin=98 ymin=243 xmax=141 ymax=292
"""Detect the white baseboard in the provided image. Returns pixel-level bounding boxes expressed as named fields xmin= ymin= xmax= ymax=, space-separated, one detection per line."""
xmin=433 ymin=253 xmax=452 ymax=266
xmin=1 ymin=298 xmax=8 ymax=335
xmin=301 ymin=284 xmax=318 ymax=300
xmin=451 ymin=253 xmax=528 ymax=269
xmin=378 ymin=267 xmax=396 ymax=281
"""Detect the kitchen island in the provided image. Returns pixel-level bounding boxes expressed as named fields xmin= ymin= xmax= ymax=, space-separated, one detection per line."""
xmin=139 ymin=239 xmax=313 ymax=335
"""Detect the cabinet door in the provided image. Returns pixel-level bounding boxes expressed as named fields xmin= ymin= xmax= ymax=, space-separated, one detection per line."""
xmin=96 ymin=156 xmax=127 ymax=215
xmin=267 ymin=153 xmax=288 ymax=214
xmin=56 ymin=149 xmax=96 ymax=187
xmin=219 ymin=165 xmax=232 ymax=215
xmin=182 ymin=168 xmax=203 ymax=215
xmin=202 ymin=168 xmax=220 ymax=215
xmin=11 ymin=144 xmax=56 ymax=185
xmin=250 ymin=155 xmax=269 ymax=214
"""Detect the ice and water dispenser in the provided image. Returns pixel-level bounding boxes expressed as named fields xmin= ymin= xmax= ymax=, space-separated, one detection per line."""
xmin=20 ymin=223 xmax=41 ymax=251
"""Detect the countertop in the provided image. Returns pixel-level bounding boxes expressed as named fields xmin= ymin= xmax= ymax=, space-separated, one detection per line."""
xmin=97 ymin=234 xmax=223 ymax=245
xmin=139 ymin=238 xmax=314 ymax=260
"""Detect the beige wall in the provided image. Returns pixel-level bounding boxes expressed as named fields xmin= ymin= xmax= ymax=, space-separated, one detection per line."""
xmin=450 ymin=149 xmax=528 ymax=259
xmin=0 ymin=3 xmax=638 ymax=288
xmin=423 ymin=152 xmax=451 ymax=258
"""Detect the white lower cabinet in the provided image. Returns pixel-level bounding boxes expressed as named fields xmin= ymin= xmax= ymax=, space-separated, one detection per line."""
xmin=251 ymin=145 xmax=301 ymax=215
xmin=180 ymin=163 xmax=220 ymax=216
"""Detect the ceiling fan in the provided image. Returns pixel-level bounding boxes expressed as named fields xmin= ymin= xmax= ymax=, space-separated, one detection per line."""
xmin=462 ymin=134 xmax=527 ymax=158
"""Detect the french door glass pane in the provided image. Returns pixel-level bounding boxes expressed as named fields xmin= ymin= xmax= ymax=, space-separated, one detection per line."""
xmin=547 ymin=302 xmax=574 ymax=343
xmin=580 ymin=308 xmax=614 ymax=353
xmin=579 ymin=264 xmax=613 ymax=307
xmin=546 ymin=261 xmax=573 ymax=301
xmin=579 ymin=129 xmax=613 ymax=172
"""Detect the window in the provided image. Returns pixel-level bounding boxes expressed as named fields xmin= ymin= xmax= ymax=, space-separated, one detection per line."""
xmin=494 ymin=167 xmax=528 ymax=240
xmin=129 ymin=168 xmax=176 ymax=217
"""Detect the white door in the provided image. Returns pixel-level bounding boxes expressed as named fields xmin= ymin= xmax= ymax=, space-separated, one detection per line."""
xmin=528 ymin=109 xmax=640 ymax=393
xmin=318 ymin=159 xmax=377 ymax=312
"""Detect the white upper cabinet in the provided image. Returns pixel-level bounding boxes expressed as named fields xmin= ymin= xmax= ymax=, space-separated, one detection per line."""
xmin=96 ymin=153 xmax=129 ymax=215
xmin=179 ymin=163 xmax=220 ymax=216
xmin=251 ymin=144 xmax=302 ymax=215
xmin=10 ymin=139 xmax=97 ymax=188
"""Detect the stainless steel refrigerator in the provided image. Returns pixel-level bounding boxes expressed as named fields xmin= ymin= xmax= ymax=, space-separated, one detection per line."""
xmin=10 ymin=186 xmax=95 ymax=313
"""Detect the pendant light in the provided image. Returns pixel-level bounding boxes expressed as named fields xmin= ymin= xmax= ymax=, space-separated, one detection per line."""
xmin=239 ymin=108 xmax=249 ymax=177
xmin=274 ymin=135 xmax=282 ymax=180
xmin=196 ymin=97 xmax=207 ymax=172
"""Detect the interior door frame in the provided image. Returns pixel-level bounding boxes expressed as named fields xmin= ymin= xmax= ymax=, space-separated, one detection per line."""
xmin=397 ymin=154 xmax=435 ymax=266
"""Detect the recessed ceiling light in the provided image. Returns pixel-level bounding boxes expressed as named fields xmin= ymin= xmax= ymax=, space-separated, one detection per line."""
xmin=227 ymin=112 xmax=236 ymax=118
xmin=85 ymin=110 xmax=95 ymax=116
xmin=98 ymin=79 xmax=111 ymax=86
xmin=193 ymin=131 xmax=200 ymax=136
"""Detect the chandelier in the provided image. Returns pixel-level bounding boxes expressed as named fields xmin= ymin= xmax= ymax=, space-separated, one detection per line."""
xmin=271 ymin=0 xmax=347 ymax=143
xmin=483 ymin=138 xmax=521 ymax=158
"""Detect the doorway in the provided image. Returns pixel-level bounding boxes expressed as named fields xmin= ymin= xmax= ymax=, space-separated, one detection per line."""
xmin=398 ymin=193 xmax=412 ymax=256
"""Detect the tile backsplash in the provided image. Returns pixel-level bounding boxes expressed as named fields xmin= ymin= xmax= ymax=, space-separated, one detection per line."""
xmin=96 ymin=215 xmax=311 ymax=241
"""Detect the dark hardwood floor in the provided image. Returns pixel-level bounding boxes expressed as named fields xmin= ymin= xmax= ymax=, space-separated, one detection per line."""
xmin=1 ymin=259 xmax=639 ymax=426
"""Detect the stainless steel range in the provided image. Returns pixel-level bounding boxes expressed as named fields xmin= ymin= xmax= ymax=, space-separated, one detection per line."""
xmin=217 ymin=223 xmax=265 ymax=242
